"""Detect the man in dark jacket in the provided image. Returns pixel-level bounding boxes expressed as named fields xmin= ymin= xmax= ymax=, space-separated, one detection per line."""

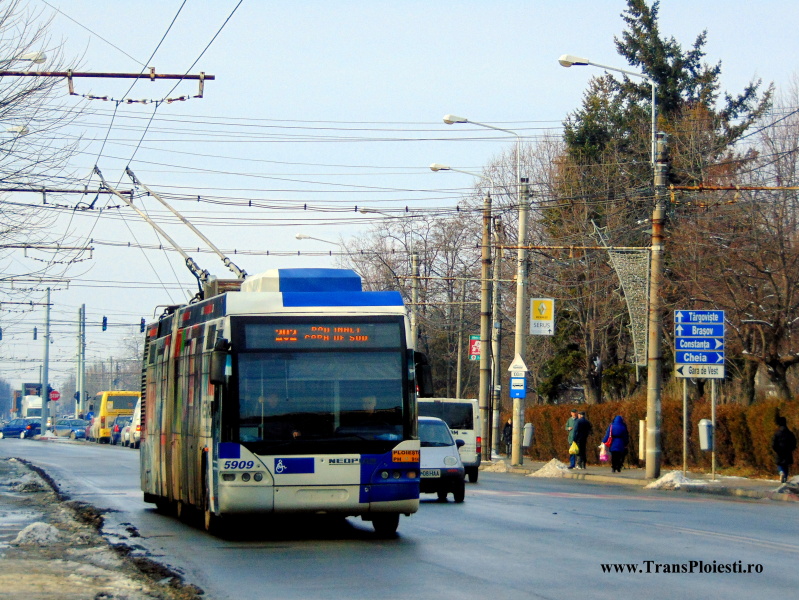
xmin=772 ymin=416 xmax=797 ymax=484
xmin=572 ymin=411 xmax=593 ymax=469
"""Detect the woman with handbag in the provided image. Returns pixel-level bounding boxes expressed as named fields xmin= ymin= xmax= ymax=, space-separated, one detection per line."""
xmin=602 ymin=415 xmax=630 ymax=473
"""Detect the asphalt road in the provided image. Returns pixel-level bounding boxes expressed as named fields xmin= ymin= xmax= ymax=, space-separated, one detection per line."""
xmin=2 ymin=438 xmax=797 ymax=600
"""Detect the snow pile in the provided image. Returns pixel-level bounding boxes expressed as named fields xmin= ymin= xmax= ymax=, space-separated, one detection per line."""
xmin=776 ymin=475 xmax=799 ymax=494
xmin=11 ymin=473 xmax=47 ymax=493
xmin=645 ymin=471 xmax=713 ymax=490
xmin=528 ymin=458 xmax=570 ymax=478
xmin=482 ymin=460 xmax=511 ymax=473
xmin=13 ymin=522 xmax=62 ymax=546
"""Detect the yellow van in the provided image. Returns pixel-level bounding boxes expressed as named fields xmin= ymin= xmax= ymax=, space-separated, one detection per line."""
xmin=88 ymin=390 xmax=140 ymax=443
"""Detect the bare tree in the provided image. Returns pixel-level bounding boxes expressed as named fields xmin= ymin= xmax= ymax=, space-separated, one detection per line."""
xmin=0 ymin=0 xmax=85 ymax=297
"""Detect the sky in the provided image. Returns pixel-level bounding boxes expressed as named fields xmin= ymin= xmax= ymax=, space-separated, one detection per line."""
xmin=2 ymin=0 xmax=799 ymax=395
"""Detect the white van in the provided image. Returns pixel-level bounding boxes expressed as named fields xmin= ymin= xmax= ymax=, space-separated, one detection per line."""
xmin=417 ymin=397 xmax=481 ymax=482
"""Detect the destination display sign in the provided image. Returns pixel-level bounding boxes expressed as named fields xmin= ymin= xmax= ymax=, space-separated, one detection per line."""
xmin=244 ymin=322 xmax=401 ymax=350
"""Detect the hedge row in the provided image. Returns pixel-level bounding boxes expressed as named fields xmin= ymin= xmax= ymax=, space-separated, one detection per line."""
xmin=521 ymin=398 xmax=799 ymax=476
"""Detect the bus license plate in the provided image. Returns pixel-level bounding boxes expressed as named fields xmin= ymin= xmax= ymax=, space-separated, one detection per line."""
xmin=421 ymin=469 xmax=440 ymax=478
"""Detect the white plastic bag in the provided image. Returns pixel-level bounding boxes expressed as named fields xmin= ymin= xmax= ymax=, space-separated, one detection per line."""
xmin=599 ymin=443 xmax=610 ymax=462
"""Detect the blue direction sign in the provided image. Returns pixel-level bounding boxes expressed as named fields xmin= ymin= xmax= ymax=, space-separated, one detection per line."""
xmin=674 ymin=310 xmax=724 ymax=324
xmin=675 ymin=322 xmax=725 ymax=338
xmin=675 ymin=351 xmax=725 ymax=364
xmin=675 ymin=309 xmax=725 ymax=379
xmin=675 ymin=337 xmax=724 ymax=351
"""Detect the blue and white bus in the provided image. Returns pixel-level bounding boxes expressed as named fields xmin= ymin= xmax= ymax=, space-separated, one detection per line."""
xmin=140 ymin=268 xmax=428 ymax=535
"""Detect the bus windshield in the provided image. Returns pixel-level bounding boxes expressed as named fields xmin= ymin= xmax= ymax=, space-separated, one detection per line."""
xmin=236 ymin=351 xmax=404 ymax=452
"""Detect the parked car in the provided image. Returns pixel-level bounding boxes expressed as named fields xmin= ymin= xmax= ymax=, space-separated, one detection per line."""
xmin=53 ymin=418 xmax=89 ymax=440
xmin=128 ymin=397 xmax=141 ymax=449
xmin=110 ymin=416 xmax=132 ymax=445
xmin=418 ymin=416 xmax=466 ymax=503
xmin=0 ymin=417 xmax=42 ymax=439
xmin=418 ymin=397 xmax=481 ymax=483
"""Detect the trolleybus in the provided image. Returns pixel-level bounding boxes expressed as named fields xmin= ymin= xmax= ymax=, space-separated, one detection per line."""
xmin=140 ymin=268 xmax=429 ymax=535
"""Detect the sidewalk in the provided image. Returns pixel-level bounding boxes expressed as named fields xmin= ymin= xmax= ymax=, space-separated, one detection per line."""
xmin=481 ymin=457 xmax=799 ymax=503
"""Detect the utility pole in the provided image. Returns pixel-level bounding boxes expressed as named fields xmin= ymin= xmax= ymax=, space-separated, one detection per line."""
xmin=646 ymin=132 xmax=668 ymax=479
xmin=491 ymin=217 xmax=503 ymax=457
xmin=40 ymin=288 xmax=51 ymax=435
xmin=411 ymin=254 xmax=420 ymax=349
xmin=479 ymin=192 xmax=493 ymax=460
xmin=76 ymin=304 xmax=86 ymax=416
xmin=455 ymin=280 xmax=466 ymax=399
xmin=511 ymin=179 xmax=530 ymax=466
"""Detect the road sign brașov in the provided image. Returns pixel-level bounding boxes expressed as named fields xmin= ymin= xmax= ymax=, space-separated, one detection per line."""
xmin=674 ymin=310 xmax=725 ymax=379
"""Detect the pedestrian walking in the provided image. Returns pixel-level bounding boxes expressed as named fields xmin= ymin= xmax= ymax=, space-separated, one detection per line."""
xmin=565 ymin=409 xmax=578 ymax=469
xmin=572 ymin=411 xmax=593 ymax=469
xmin=602 ymin=415 xmax=630 ymax=473
xmin=772 ymin=416 xmax=797 ymax=484
xmin=502 ymin=419 xmax=512 ymax=457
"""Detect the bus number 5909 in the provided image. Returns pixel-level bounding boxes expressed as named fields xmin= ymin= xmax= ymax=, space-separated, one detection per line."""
xmin=223 ymin=460 xmax=255 ymax=469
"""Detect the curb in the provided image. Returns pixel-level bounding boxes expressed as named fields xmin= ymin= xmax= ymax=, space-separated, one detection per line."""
xmin=483 ymin=462 xmax=799 ymax=502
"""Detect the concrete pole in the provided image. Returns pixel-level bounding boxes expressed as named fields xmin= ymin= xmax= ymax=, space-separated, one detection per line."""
xmin=479 ymin=193 xmax=492 ymax=461
xmin=511 ymin=179 xmax=529 ymax=466
xmin=491 ymin=217 xmax=502 ymax=457
xmin=455 ymin=280 xmax=465 ymax=399
xmin=645 ymin=131 xmax=667 ymax=479
xmin=40 ymin=288 xmax=51 ymax=434
xmin=79 ymin=304 xmax=86 ymax=415
xmin=410 ymin=253 xmax=419 ymax=349
xmin=711 ymin=379 xmax=717 ymax=481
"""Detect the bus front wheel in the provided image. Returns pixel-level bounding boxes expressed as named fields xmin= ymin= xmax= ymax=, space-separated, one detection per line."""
xmin=203 ymin=480 xmax=222 ymax=535
xmin=372 ymin=513 xmax=399 ymax=537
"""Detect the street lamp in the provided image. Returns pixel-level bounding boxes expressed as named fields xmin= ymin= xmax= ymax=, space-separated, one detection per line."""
xmin=13 ymin=52 xmax=47 ymax=64
xmin=443 ymin=115 xmax=528 ymax=466
xmin=431 ymin=162 xmax=505 ymax=459
xmin=558 ymin=54 xmax=657 ymax=168
xmin=295 ymin=232 xmax=337 ymax=245
xmin=558 ymin=53 xmax=664 ymax=479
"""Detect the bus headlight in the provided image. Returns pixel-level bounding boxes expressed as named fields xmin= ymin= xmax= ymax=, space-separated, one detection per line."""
xmin=380 ymin=471 xmax=389 ymax=479
xmin=222 ymin=473 xmax=235 ymax=481
xmin=241 ymin=473 xmax=251 ymax=482
xmin=253 ymin=472 xmax=264 ymax=482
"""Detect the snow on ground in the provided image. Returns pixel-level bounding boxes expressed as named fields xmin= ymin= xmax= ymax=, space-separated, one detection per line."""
xmin=645 ymin=471 xmax=716 ymax=490
xmin=527 ymin=458 xmax=571 ymax=478
xmin=482 ymin=460 xmax=512 ymax=473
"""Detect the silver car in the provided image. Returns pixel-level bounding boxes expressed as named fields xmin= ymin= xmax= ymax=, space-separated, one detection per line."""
xmin=418 ymin=416 xmax=465 ymax=503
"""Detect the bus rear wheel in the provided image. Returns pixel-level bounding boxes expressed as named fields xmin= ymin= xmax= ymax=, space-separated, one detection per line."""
xmin=372 ymin=513 xmax=399 ymax=537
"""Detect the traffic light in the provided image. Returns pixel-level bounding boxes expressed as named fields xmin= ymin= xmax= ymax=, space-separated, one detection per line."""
xmin=102 ymin=316 xmax=107 ymax=331
xmin=140 ymin=318 xmax=146 ymax=333
xmin=33 ymin=327 xmax=37 ymax=340
xmin=0 ymin=326 xmax=2 ymax=340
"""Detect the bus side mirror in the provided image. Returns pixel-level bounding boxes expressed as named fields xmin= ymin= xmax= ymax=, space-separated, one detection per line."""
xmin=210 ymin=338 xmax=230 ymax=385
xmin=414 ymin=351 xmax=434 ymax=398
